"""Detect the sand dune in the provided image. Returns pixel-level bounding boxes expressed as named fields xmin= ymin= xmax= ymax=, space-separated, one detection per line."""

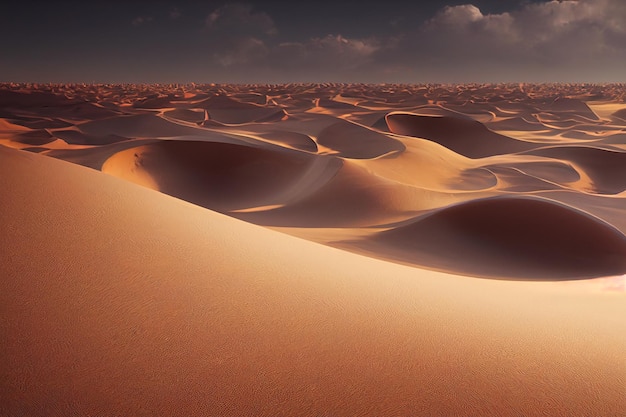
xmin=351 ymin=196 xmax=626 ymax=279
xmin=486 ymin=116 xmax=548 ymax=131
xmin=102 ymin=140 xmax=340 ymax=213
xmin=194 ymin=94 xmax=287 ymax=124
xmin=234 ymin=160 xmax=453 ymax=227
xmin=45 ymin=138 xmax=160 ymax=169
xmin=2 ymin=145 xmax=625 ymax=417
xmin=79 ymin=113 xmax=208 ymax=137
xmin=546 ymin=97 xmax=600 ymax=120
xmin=613 ymin=107 xmax=626 ymax=120
xmin=385 ymin=112 xmax=533 ymax=158
xmin=10 ymin=129 xmax=55 ymax=146
xmin=256 ymin=130 xmax=318 ymax=152
xmin=51 ymin=128 xmax=129 ymax=145
xmin=1 ymin=83 xmax=625 ymax=416
xmin=526 ymin=146 xmax=626 ymax=194
xmin=316 ymin=119 xmax=405 ymax=159
xmin=163 ymin=108 xmax=207 ymax=124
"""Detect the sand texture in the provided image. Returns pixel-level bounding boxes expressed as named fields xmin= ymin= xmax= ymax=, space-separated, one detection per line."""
xmin=1 ymin=83 xmax=625 ymax=416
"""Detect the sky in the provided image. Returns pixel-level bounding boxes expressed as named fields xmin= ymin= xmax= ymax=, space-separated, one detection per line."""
xmin=1 ymin=0 xmax=625 ymax=84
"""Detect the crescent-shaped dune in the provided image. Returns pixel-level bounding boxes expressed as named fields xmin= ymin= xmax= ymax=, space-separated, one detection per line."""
xmin=353 ymin=196 xmax=626 ymax=279
xmin=385 ymin=112 xmax=533 ymax=158
xmin=193 ymin=94 xmax=287 ymax=124
xmin=11 ymin=129 xmax=55 ymax=146
xmin=102 ymin=140 xmax=342 ymax=213
xmin=317 ymin=119 xmax=405 ymax=159
xmin=526 ymin=146 xmax=626 ymax=194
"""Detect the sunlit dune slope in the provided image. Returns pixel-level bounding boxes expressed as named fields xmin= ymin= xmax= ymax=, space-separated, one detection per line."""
xmin=1 ymin=146 xmax=625 ymax=417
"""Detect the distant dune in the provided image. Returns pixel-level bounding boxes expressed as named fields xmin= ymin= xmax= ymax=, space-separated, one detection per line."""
xmin=1 ymin=83 xmax=625 ymax=416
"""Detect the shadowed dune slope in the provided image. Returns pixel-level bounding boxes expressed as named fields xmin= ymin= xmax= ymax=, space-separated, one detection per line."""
xmin=386 ymin=113 xmax=533 ymax=158
xmin=102 ymin=140 xmax=342 ymax=212
xmin=547 ymin=97 xmax=600 ymax=120
xmin=11 ymin=129 xmax=55 ymax=146
xmin=486 ymin=116 xmax=547 ymax=131
xmin=613 ymin=107 xmax=626 ymax=120
xmin=194 ymin=94 xmax=287 ymax=124
xmin=1 ymin=146 xmax=625 ymax=417
xmin=0 ymin=90 xmax=120 ymax=120
xmin=52 ymin=129 xmax=129 ymax=145
xmin=79 ymin=113 xmax=210 ymax=137
xmin=163 ymin=108 xmax=206 ymax=124
xmin=356 ymin=197 xmax=626 ymax=280
xmin=317 ymin=119 xmax=405 ymax=159
xmin=0 ymin=118 xmax=31 ymax=133
xmin=525 ymin=146 xmax=626 ymax=194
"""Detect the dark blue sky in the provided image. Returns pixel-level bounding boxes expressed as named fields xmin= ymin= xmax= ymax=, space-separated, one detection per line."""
xmin=2 ymin=1 xmax=624 ymax=83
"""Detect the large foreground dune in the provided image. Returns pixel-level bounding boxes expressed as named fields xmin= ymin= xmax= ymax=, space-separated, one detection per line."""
xmin=1 ymin=83 xmax=625 ymax=416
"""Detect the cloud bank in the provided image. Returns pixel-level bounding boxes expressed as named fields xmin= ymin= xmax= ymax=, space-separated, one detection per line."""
xmin=203 ymin=0 xmax=626 ymax=83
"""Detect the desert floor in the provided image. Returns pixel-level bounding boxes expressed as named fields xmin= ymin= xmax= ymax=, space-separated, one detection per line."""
xmin=1 ymin=83 xmax=625 ymax=416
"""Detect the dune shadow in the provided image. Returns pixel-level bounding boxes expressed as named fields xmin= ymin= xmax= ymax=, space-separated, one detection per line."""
xmin=346 ymin=196 xmax=626 ymax=280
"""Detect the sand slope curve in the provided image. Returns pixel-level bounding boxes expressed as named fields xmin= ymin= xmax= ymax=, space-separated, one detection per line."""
xmin=1 ymin=146 xmax=625 ymax=417
xmin=354 ymin=196 xmax=626 ymax=279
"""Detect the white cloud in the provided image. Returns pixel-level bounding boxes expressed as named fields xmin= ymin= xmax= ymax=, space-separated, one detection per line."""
xmin=199 ymin=0 xmax=626 ymax=82
xmin=401 ymin=0 xmax=626 ymax=81
xmin=206 ymin=3 xmax=277 ymax=36
xmin=434 ymin=4 xmax=484 ymax=25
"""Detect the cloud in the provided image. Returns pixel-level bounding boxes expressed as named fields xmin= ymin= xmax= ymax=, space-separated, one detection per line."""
xmin=209 ymin=33 xmax=379 ymax=80
xmin=206 ymin=3 xmax=277 ymax=36
xmin=214 ymin=37 xmax=269 ymax=67
xmin=131 ymin=16 xmax=153 ymax=26
xmin=169 ymin=7 xmax=182 ymax=20
xmin=200 ymin=0 xmax=626 ymax=82
xmin=207 ymin=33 xmax=380 ymax=83
xmin=202 ymin=3 xmax=279 ymax=70
xmin=382 ymin=0 xmax=626 ymax=81
xmin=273 ymin=35 xmax=379 ymax=67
